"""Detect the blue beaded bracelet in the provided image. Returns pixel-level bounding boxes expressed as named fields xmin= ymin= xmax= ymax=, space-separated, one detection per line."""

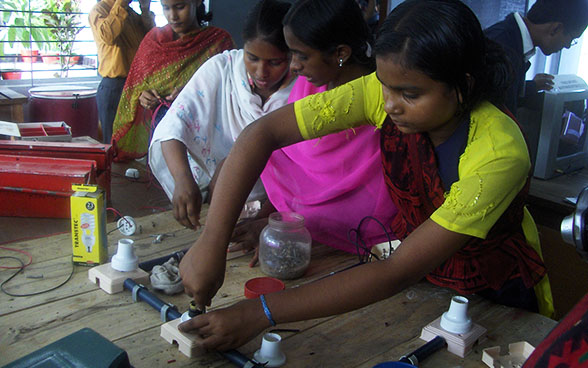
xmin=259 ymin=294 xmax=276 ymax=326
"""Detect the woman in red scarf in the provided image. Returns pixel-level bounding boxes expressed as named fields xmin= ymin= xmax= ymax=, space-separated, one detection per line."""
xmin=111 ymin=0 xmax=234 ymax=161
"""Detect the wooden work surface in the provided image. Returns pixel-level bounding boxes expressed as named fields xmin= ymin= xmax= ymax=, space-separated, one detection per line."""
xmin=0 ymin=208 xmax=557 ymax=367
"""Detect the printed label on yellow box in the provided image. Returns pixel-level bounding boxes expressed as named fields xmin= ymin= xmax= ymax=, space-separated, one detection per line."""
xmin=71 ymin=184 xmax=107 ymax=265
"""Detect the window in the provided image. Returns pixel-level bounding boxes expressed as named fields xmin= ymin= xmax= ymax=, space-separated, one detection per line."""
xmin=0 ymin=0 xmax=168 ymax=85
xmin=1 ymin=0 xmax=98 ymax=83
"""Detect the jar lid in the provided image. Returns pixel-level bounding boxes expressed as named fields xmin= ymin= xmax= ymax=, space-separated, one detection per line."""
xmin=268 ymin=211 xmax=305 ymax=229
xmin=244 ymin=277 xmax=285 ymax=299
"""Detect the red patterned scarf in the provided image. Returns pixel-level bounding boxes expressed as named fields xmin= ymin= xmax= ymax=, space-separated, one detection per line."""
xmin=380 ymin=117 xmax=546 ymax=294
xmin=112 ymin=25 xmax=234 ymax=161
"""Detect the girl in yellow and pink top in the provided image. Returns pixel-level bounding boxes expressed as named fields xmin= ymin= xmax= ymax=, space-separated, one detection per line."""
xmin=177 ymin=0 xmax=554 ymax=351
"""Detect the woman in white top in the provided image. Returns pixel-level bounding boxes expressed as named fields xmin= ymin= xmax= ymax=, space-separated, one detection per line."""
xmin=149 ymin=0 xmax=295 ymax=229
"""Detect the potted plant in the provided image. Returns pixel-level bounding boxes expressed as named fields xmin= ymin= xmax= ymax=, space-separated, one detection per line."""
xmin=1 ymin=69 xmax=22 ymax=79
xmin=41 ymin=0 xmax=82 ymax=78
xmin=0 ymin=0 xmax=51 ymax=60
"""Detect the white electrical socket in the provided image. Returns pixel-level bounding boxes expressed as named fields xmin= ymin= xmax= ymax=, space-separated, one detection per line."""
xmin=117 ymin=216 xmax=137 ymax=236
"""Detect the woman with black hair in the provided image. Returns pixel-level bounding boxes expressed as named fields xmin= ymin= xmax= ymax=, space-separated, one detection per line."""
xmin=148 ymin=0 xmax=296 ymax=229
xmin=178 ymin=0 xmax=553 ymax=351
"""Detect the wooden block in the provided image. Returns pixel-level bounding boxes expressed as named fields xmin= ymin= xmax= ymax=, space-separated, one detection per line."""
xmin=482 ymin=341 xmax=535 ymax=368
xmin=160 ymin=319 xmax=205 ymax=357
xmin=88 ymin=263 xmax=150 ymax=294
xmin=420 ymin=316 xmax=486 ymax=358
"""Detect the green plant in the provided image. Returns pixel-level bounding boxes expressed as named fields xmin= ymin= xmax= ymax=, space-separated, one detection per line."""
xmin=0 ymin=0 xmax=51 ymax=56
xmin=41 ymin=0 xmax=82 ymax=77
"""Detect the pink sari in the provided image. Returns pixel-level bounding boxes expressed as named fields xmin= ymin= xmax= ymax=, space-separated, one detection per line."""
xmin=260 ymin=78 xmax=398 ymax=253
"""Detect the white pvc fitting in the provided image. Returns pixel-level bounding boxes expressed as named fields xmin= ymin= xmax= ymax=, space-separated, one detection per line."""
xmin=111 ymin=239 xmax=138 ymax=272
xmin=180 ymin=311 xmax=191 ymax=322
xmin=253 ymin=332 xmax=286 ymax=367
xmin=440 ymin=295 xmax=472 ymax=334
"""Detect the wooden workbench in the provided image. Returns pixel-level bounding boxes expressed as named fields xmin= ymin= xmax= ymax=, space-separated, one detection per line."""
xmin=0 ymin=208 xmax=557 ymax=367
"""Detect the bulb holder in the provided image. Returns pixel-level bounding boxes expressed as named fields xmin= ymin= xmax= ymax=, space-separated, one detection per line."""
xmin=254 ymin=332 xmax=286 ymax=367
xmin=111 ymin=239 xmax=138 ymax=272
xmin=440 ymin=296 xmax=472 ymax=334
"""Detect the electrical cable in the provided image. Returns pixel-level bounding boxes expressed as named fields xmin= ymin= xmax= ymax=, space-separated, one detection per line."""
xmin=0 ymin=232 xmax=69 ymax=247
xmin=106 ymin=207 xmax=136 ymax=235
xmin=0 ymin=246 xmax=32 ymax=269
xmin=107 ymin=222 xmax=125 ymax=235
xmin=347 ymin=215 xmax=396 ymax=264
xmin=0 ymin=256 xmax=75 ymax=297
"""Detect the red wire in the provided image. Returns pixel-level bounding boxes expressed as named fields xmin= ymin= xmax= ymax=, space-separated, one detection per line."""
xmin=106 ymin=207 xmax=124 ymax=218
xmin=0 ymin=231 xmax=69 ymax=246
xmin=0 ymin=246 xmax=33 ymax=269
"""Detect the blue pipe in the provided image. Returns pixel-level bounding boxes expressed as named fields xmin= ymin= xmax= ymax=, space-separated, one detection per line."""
xmin=123 ymin=279 xmax=263 ymax=368
xmin=138 ymin=248 xmax=188 ymax=272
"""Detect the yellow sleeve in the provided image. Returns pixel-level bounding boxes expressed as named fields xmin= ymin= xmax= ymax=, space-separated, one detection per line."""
xmin=430 ymin=102 xmax=531 ymax=239
xmin=294 ymin=72 xmax=387 ymax=140
xmin=89 ymin=0 xmax=129 ymax=46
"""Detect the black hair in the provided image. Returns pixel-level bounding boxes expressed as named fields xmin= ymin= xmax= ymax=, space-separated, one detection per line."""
xmin=527 ymin=0 xmax=588 ymax=34
xmin=196 ymin=2 xmax=212 ymax=26
xmin=283 ymin=0 xmax=375 ymax=70
xmin=242 ymin=0 xmax=292 ymax=52
xmin=374 ymin=0 xmax=511 ymax=114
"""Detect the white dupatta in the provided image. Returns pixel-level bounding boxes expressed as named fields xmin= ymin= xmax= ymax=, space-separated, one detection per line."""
xmin=149 ymin=49 xmax=295 ymax=202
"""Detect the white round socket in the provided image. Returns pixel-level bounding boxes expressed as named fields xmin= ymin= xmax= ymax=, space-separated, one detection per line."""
xmin=440 ymin=295 xmax=472 ymax=334
xmin=254 ymin=333 xmax=286 ymax=367
xmin=111 ymin=238 xmax=138 ymax=272
xmin=117 ymin=216 xmax=137 ymax=236
xmin=125 ymin=168 xmax=140 ymax=179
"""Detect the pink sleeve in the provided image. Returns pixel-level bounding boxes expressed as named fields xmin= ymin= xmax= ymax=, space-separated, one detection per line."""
xmin=287 ymin=77 xmax=328 ymax=103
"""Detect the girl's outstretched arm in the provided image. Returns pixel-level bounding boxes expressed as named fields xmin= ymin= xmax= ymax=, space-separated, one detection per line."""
xmin=179 ymin=104 xmax=303 ymax=308
xmin=179 ymin=219 xmax=470 ymax=351
xmin=161 ymin=139 xmax=202 ymax=229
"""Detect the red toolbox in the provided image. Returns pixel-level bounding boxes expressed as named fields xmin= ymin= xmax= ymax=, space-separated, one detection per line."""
xmin=0 ymin=140 xmax=114 ymax=201
xmin=0 ymin=155 xmax=97 ymax=218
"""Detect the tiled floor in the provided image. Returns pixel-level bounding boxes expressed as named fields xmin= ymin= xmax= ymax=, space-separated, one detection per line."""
xmin=0 ymin=161 xmax=171 ymax=244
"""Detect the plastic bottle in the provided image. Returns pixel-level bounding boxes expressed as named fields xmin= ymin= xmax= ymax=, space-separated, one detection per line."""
xmin=259 ymin=212 xmax=312 ymax=280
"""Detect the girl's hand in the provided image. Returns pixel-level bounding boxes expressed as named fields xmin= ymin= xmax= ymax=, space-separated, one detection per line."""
xmin=177 ymin=298 xmax=269 ymax=351
xmin=172 ymin=174 xmax=202 ymax=229
xmin=139 ymin=89 xmax=162 ymax=110
xmin=533 ymin=73 xmax=555 ymax=91
xmin=229 ymin=217 xmax=269 ymax=267
xmin=165 ymin=87 xmax=181 ymax=103
xmin=179 ymin=236 xmax=227 ymax=308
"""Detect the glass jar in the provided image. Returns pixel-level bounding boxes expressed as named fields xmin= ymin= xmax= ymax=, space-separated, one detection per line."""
xmin=259 ymin=212 xmax=312 ymax=280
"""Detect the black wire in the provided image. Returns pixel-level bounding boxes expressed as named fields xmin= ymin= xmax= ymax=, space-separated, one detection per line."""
xmin=347 ymin=215 xmax=396 ymax=264
xmin=0 ymin=256 xmax=75 ymax=297
xmin=107 ymin=221 xmax=125 ymax=235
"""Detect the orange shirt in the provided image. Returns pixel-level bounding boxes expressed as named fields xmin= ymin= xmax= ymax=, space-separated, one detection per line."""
xmin=89 ymin=0 xmax=154 ymax=78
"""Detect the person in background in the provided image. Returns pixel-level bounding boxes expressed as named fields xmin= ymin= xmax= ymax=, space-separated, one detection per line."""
xmin=485 ymin=0 xmax=588 ymax=116
xmin=111 ymin=0 xmax=234 ymax=161
xmin=177 ymin=0 xmax=554 ymax=351
xmin=230 ymin=0 xmax=398 ymax=266
xmin=148 ymin=0 xmax=296 ymax=230
xmin=89 ymin=0 xmax=155 ymax=144
xmin=356 ymin=0 xmax=380 ymax=34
